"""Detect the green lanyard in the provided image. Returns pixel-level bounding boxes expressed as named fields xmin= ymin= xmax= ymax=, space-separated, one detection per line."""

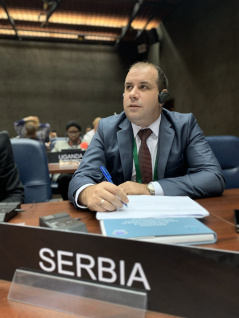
xmin=133 ymin=138 xmax=158 ymax=183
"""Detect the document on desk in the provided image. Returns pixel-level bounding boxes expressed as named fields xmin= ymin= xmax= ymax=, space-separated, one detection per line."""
xmin=96 ymin=196 xmax=209 ymax=220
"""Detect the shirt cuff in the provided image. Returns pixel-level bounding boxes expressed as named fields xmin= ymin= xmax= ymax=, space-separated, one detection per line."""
xmin=74 ymin=184 xmax=94 ymax=209
xmin=151 ymin=181 xmax=165 ymax=196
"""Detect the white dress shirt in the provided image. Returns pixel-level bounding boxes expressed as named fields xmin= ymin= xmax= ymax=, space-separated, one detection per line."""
xmin=75 ymin=116 xmax=164 ymax=207
xmin=131 ymin=116 xmax=164 ymax=196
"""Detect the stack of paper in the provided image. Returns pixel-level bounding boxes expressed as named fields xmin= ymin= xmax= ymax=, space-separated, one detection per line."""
xmin=96 ymin=196 xmax=209 ymax=221
xmin=97 ymin=196 xmax=215 ymax=245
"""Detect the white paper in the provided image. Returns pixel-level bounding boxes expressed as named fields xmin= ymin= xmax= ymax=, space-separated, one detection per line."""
xmin=96 ymin=196 xmax=209 ymax=220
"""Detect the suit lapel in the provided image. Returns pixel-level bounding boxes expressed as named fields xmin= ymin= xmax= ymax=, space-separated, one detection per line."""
xmin=117 ymin=118 xmax=133 ymax=181
xmin=157 ymin=112 xmax=175 ymax=179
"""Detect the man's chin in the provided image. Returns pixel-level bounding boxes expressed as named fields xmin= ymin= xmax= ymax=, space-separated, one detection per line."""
xmin=126 ymin=114 xmax=144 ymax=126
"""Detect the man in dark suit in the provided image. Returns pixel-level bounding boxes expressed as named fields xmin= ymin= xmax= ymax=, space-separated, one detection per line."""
xmin=0 ymin=131 xmax=24 ymax=203
xmin=68 ymin=62 xmax=225 ymax=211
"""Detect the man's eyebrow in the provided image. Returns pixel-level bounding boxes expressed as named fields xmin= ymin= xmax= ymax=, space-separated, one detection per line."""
xmin=124 ymin=81 xmax=151 ymax=85
xmin=140 ymin=81 xmax=151 ymax=85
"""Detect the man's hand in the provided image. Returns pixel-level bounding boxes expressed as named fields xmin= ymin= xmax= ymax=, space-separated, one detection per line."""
xmin=78 ymin=182 xmax=129 ymax=212
xmin=119 ymin=181 xmax=150 ymax=195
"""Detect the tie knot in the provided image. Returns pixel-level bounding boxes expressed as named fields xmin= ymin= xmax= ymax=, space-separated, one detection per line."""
xmin=138 ymin=128 xmax=152 ymax=142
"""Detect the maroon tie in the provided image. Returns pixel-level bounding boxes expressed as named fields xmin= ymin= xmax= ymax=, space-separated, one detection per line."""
xmin=138 ymin=128 xmax=152 ymax=183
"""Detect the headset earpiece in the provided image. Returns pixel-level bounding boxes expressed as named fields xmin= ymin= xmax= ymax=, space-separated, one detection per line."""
xmin=122 ymin=93 xmax=124 ymax=98
xmin=158 ymin=91 xmax=169 ymax=104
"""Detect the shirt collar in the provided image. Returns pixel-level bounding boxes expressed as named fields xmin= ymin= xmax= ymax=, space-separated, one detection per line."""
xmin=131 ymin=115 xmax=161 ymax=138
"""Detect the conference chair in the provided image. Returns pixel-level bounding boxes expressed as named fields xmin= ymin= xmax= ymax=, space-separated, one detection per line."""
xmin=206 ymin=135 xmax=239 ymax=189
xmin=11 ymin=138 xmax=52 ymax=203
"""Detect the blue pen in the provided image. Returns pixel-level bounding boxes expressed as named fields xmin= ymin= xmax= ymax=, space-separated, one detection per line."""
xmin=100 ymin=166 xmax=128 ymax=207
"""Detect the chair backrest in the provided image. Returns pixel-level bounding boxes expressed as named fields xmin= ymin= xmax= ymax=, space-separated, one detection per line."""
xmin=206 ymin=135 xmax=239 ymax=189
xmin=11 ymin=138 xmax=52 ymax=203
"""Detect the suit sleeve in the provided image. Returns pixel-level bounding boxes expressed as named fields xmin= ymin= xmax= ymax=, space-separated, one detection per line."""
xmin=68 ymin=121 xmax=106 ymax=207
xmin=158 ymin=114 xmax=225 ymax=198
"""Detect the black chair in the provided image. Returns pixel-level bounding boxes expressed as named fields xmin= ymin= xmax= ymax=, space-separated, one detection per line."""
xmin=206 ymin=135 xmax=239 ymax=189
xmin=11 ymin=138 xmax=52 ymax=203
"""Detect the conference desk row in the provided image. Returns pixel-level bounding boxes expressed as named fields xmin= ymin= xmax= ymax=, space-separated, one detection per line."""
xmin=48 ymin=162 xmax=79 ymax=174
xmin=1 ymin=189 xmax=239 ymax=318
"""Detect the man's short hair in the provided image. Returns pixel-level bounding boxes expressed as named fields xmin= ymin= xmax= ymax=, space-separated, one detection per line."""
xmin=128 ymin=61 xmax=168 ymax=92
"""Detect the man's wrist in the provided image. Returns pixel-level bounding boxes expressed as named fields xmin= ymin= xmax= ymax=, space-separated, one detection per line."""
xmin=146 ymin=182 xmax=155 ymax=195
xmin=75 ymin=184 xmax=95 ymax=208
xmin=78 ymin=187 xmax=89 ymax=206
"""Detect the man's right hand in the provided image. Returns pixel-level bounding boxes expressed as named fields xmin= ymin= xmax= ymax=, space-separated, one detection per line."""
xmin=78 ymin=182 xmax=129 ymax=212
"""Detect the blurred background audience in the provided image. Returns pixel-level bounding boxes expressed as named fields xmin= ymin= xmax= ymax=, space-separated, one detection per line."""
xmin=82 ymin=117 xmax=101 ymax=145
xmin=14 ymin=116 xmax=50 ymax=143
xmin=51 ymin=121 xmax=82 ymax=200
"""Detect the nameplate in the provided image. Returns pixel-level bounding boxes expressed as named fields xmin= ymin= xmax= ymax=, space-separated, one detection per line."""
xmin=47 ymin=149 xmax=85 ymax=163
xmin=1 ymin=223 xmax=239 ymax=317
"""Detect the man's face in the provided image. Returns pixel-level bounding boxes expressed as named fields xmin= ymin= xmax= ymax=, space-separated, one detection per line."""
xmin=123 ymin=65 xmax=161 ymax=127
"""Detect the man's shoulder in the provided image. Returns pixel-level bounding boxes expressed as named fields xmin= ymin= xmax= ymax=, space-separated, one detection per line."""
xmin=162 ymin=108 xmax=195 ymax=124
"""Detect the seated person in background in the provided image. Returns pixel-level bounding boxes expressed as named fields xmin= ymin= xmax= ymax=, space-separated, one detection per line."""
xmin=52 ymin=121 xmax=82 ymax=151
xmin=82 ymin=117 xmax=101 ymax=145
xmin=23 ymin=122 xmax=39 ymax=140
xmin=68 ymin=61 xmax=225 ymax=212
xmin=49 ymin=129 xmax=58 ymax=139
xmin=85 ymin=124 xmax=93 ymax=134
xmin=0 ymin=131 xmax=24 ymax=203
xmin=14 ymin=116 xmax=50 ymax=143
xmin=51 ymin=121 xmax=82 ymax=200
xmin=45 ymin=129 xmax=58 ymax=151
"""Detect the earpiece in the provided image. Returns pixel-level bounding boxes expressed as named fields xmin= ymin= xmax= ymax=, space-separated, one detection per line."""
xmin=122 ymin=93 xmax=124 ymax=98
xmin=158 ymin=91 xmax=169 ymax=104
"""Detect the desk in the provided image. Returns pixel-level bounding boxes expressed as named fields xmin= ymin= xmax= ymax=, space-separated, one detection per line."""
xmin=196 ymin=188 xmax=239 ymax=226
xmin=196 ymin=188 xmax=239 ymax=251
xmin=48 ymin=162 xmax=79 ymax=174
xmin=8 ymin=189 xmax=239 ymax=251
xmin=2 ymin=189 xmax=239 ymax=318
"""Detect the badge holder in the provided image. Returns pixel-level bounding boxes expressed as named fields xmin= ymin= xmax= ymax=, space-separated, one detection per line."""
xmin=8 ymin=269 xmax=147 ymax=317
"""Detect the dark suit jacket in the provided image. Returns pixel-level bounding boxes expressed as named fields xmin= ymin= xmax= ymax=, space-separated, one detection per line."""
xmin=0 ymin=131 xmax=24 ymax=203
xmin=68 ymin=109 xmax=225 ymax=206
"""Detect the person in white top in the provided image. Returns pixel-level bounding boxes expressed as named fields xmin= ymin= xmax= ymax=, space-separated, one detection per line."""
xmin=82 ymin=117 xmax=101 ymax=145
xmin=51 ymin=121 xmax=82 ymax=200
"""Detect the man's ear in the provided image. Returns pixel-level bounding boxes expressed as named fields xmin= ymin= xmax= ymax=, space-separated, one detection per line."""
xmin=158 ymin=89 xmax=169 ymax=104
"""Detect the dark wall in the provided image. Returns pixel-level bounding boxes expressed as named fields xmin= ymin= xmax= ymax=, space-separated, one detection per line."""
xmin=0 ymin=40 xmax=129 ymax=137
xmin=1 ymin=0 xmax=238 ymax=137
xmin=160 ymin=0 xmax=239 ymax=135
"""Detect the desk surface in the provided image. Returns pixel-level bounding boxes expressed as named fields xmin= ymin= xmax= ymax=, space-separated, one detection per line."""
xmin=9 ymin=188 xmax=239 ymax=252
xmin=48 ymin=162 xmax=79 ymax=174
xmin=2 ymin=189 xmax=239 ymax=318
